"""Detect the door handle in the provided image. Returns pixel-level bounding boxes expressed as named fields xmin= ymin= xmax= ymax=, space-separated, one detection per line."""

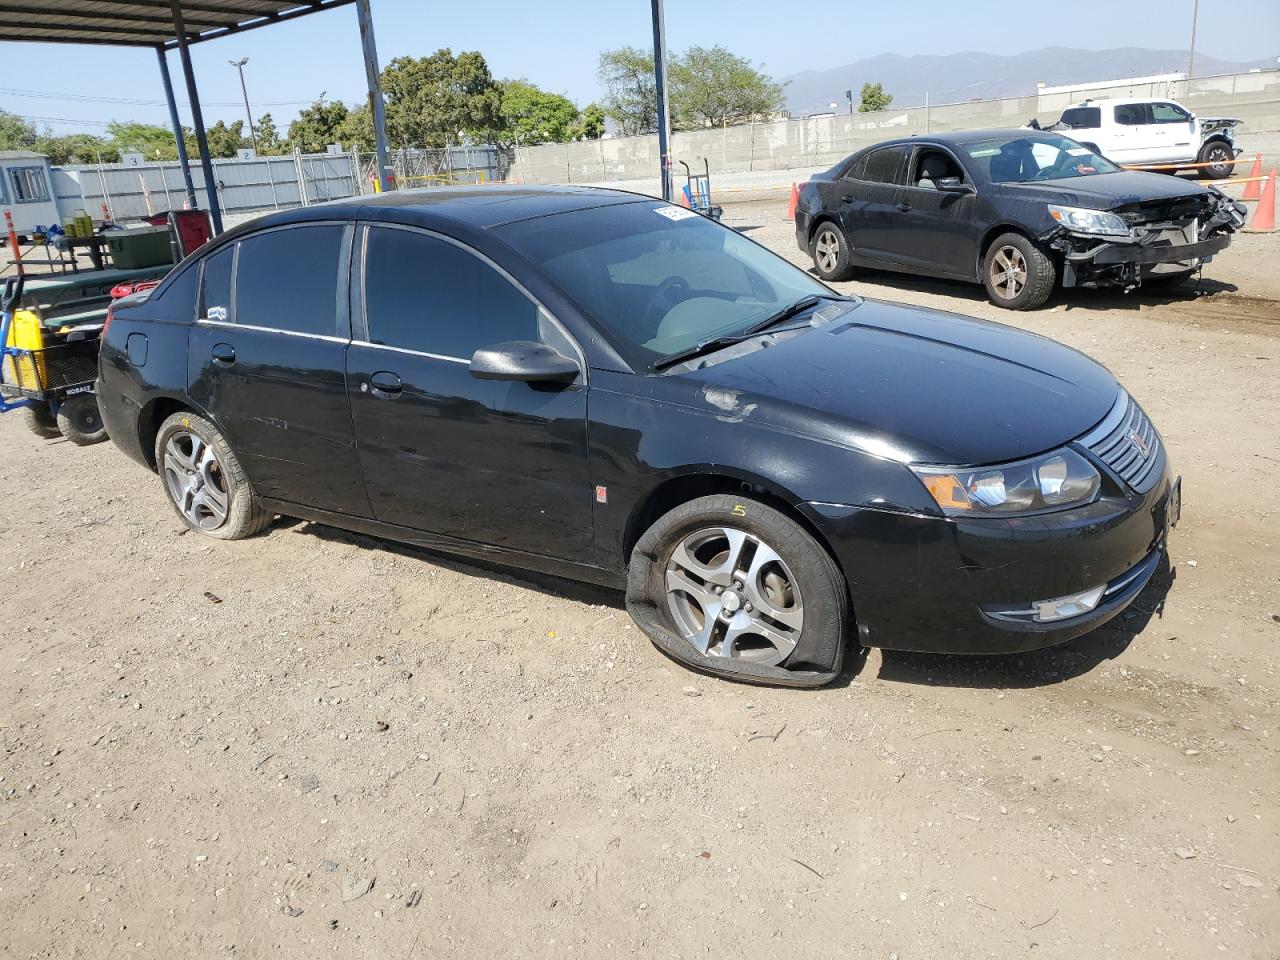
xmin=896 ymin=202 xmax=912 ymax=213
xmin=211 ymin=343 xmax=235 ymax=365
xmin=368 ymin=371 xmax=402 ymax=399
xmin=841 ymin=193 xmax=856 ymax=202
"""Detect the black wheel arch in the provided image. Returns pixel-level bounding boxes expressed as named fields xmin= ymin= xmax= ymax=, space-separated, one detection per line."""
xmin=977 ymin=223 xmax=1055 ymax=277
xmin=137 ymin=395 xmax=221 ymax=472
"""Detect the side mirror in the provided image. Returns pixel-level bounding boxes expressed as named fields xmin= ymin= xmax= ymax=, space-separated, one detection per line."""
xmin=469 ymin=340 xmax=579 ymax=383
xmin=936 ymin=176 xmax=974 ymax=194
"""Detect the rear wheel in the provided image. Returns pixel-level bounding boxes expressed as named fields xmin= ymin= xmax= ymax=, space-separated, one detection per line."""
xmin=155 ymin=411 xmax=272 ymax=540
xmin=982 ymin=232 xmax=1055 ymax=310
xmin=56 ymin=395 xmax=108 ymax=446
xmin=1197 ymin=140 xmax=1233 ymax=180
xmin=23 ymin=404 xmax=62 ymax=439
xmin=810 ymin=222 xmax=855 ymax=281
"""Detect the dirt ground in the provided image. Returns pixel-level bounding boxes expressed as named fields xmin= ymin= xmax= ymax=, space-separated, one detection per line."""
xmin=2 ymin=200 xmax=1278 ymax=960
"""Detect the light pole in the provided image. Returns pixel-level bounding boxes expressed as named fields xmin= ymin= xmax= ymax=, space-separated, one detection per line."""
xmin=228 ymin=57 xmax=259 ymax=154
xmin=1186 ymin=0 xmax=1199 ymax=84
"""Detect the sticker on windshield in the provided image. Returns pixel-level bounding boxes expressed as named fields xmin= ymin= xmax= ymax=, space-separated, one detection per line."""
xmin=654 ymin=205 xmax=699 ymax=221
xmin=1066 ymin=147 xmax=1091 ymax=156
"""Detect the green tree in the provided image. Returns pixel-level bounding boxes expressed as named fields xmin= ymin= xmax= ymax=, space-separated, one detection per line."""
xmin=254 ymin=113 xmax=285 ymax=155
xmin=572 ymin=103 xmax=606 ymax=141
xmin=206 ymin=119 xmax=246 ymax=158
xmin=598 ymin=46 xmax=657 ymax=136
xmin=380 ymin=49 xmax=502 ymax=148
xmin=336 ymin=104 xmax=376 ymax=152
xmin=105 ymin=120 xmax=190 ymax=160
xmin=858 ymin=82 xmax=893 ymax=113
xmin=498 ymin=79 xmax=579 ymax=146
xmin=287 ymin=98 xmax=350 ymax=153
xmin=669 ymin=46 xmax=785 ymax=129
xmin=33 ymin=133 xmax=119 ymax=165
xmin=0 ymin=109 xmax=39 ymax=151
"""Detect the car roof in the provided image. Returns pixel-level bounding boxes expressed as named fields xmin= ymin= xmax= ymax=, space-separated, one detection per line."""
xmin=1066 ymin=97 xmax=1170 ymax=108
xmin=233 ymin=184 xmax=651 ymax=235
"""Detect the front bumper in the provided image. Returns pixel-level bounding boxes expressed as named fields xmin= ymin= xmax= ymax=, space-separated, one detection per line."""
xmin=803 ymin=456 xmax=1179 ymax=655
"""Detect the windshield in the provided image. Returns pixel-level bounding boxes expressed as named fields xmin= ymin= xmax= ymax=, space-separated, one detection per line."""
xmin=961 ymin=133 xmax=1120 ymax=183
xmin=497 ymin=201 xmax=832 ymax=369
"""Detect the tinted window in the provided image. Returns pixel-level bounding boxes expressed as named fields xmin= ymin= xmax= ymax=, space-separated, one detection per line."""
xmin=1151 ymin=102 xmax=1190 ymax=123
xmin=200 ymin=245 xmax=234 ymax=322
xmin=157 ymin=262 xmax=198 ymax=322
xmin=842 ymin=153 xmax=869 ymax=180
xmin=363 ymin=227 xmax=539 ymax=358
xmin=235 ymin=225 xmax=344 ymax=336
xmin=861 ymin=146 xmax=906 ymax=184
xmin=1059 ymin=107 xmax=1100 ymax=129
xmin=1113 ymin=103 xmax=1148 ymax=125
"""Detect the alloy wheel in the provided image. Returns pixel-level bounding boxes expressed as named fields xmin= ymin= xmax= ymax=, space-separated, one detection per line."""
xmin=665 ymin=526 xmax=804 ymax=665
xmin=990 ymin=245 xmax=1028 ymax=300
xmin=1205 ymin=144 xmax=1230 ymax=177
xmin=814 ymin=228 xmax=841 ymax=274
xmin=163 ymin=431 xmax=230 ymax=530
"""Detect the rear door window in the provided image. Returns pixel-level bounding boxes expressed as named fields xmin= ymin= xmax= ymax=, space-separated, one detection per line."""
xmin=860 ymin=145 xmax=907 ymax=185
xmin=235 ymin=225 xmax=345 ymax=337
xmin=200 ymin=245 xmax=234 ymax=322
xmin=1059 ymin=107 xmax=1101 ymax=129
xmin=362 ymin=226 xmax=539 ymax=359
xmin=1113 ymin=103 xmax=1149 ymax=126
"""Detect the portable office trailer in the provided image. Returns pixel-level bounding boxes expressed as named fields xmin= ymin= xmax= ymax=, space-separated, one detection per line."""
xmin=0 ymin=151 xmax=61 ymax=237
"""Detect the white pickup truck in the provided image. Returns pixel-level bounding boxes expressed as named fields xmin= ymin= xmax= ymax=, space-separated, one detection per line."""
xmin=1041 ymin=97 xmax=1242 ymax=179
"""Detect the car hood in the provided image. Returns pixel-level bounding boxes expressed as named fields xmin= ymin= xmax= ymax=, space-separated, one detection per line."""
xmin=997 ymin=170 xmax=1211 ymax=210
xmin=671 ymin=299 xmax=1119 ymax=466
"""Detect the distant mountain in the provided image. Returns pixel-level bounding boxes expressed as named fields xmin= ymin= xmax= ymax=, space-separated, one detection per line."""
xmin=783 ymin=46 xmax=1275 ymax=115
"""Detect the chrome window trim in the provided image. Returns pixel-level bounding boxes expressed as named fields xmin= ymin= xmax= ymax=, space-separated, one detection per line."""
xmin=355 ymin=221 xmax=589 ymax=380
xmin=350 ymin=340 xmax=469 ymax=365
xmin=193 ymin=318 xmax=349 ymax=345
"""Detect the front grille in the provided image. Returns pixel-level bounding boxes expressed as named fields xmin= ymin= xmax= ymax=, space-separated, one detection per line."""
xmin=1119 ymin=196 xmax=1213 ymax=227
xmin=1079 ymin=391 xmax=1163 ymax=494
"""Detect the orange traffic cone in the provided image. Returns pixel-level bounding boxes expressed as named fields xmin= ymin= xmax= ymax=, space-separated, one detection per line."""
xmin=1245 ymin=169 xmax=1276 ymax=233
xmin=786 ymin=182 xmax=799 ymax=220
xmin=1242 ymin=153 xmax=1264 ymax=201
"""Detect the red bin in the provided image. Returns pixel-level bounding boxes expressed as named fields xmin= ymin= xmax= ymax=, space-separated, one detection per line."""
xmin=145 ymin=209 xmax=214 ymax=259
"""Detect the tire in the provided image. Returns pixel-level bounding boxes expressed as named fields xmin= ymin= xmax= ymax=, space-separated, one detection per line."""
xmin=630 ymin=494 xmax=849 ymax=683
xmin=982 ymin=232 xmax=1055 ymax=310
xmin=809 ymin=221 xmax=855 ymax=281
xmin=23 ymin=404 xmax=62 ymax=439
xmin=56 ymin=395 xmax=108 ymax=446
xmin=1196 ymin=140 xmax=1233 ymax=180
xmin=154 ymin=411 xmax=273 ymax=540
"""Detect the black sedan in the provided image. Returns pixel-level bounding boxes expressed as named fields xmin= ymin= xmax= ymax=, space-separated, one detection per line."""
xmin=795 ymin=129 xmax=1246 ymax=309
xmin=99 ymin=186 xmax=1179 ymax=687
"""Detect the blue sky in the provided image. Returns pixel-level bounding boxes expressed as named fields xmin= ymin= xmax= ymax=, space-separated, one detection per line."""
xmin=2 ymin=0 xmax=1277 ymax=135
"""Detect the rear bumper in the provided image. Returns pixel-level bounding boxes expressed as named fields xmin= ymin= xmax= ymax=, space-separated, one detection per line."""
xmin=803 ymin=457 xmax=1178 ymax=654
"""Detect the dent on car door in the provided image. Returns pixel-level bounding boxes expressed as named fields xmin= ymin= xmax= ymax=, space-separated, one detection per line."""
xmin=346 ymin=224 xmax=593 ymax=560
xmin=186 ymin=223 xmax=372 ymax=516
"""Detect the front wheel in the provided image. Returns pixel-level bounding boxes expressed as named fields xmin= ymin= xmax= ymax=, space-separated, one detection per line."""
xmin=154 ymin=411 xmax=273 ymax=540
xmin=810 ymin=222 xmax=855 ymax=281
xmin=982 ymin=232 xmax=1056 ymax=310
xmin=1197 ymin=140 xmax=1233 ymax=180
xmin=56 ymin=395 xmax=108 ymax=445
xmin=628 ymin=494 xmax=849 ymax=685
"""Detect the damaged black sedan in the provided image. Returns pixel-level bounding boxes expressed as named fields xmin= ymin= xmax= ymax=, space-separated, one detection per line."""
xmin=796 ymin=129 xmax=1246 ymax=309
xmin=101 ymin=186 xmax=1179 ymax=689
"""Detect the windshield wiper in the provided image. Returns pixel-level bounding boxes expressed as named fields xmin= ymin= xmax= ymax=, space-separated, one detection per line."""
xmin=651 ymin=295 xmax=832 ymax=371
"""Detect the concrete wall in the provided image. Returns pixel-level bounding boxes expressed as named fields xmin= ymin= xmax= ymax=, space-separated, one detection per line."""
xmin=511 ymin=69 xmax=1280 ymax=186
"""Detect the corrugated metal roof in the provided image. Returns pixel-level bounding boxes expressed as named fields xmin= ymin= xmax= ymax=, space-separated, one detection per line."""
xmin=0 ymin=1 xmax=355 ymax=48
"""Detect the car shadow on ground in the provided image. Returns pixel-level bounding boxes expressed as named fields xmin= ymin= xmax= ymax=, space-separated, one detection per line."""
xmin=821 ymin=267 xmax=1239 ymax=313
xmin=875 ymin=555 xmax=1176 ymax=690
xmin=284 ymin=519 xmax=1174 ymax=691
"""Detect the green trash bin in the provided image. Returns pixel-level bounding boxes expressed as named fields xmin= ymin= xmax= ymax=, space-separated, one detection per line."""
xmin=106 ymin=227 xmax=175 ymax=270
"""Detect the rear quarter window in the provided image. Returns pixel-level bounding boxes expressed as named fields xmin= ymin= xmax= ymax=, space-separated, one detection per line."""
xmin=151 ymin=262 xmax=198 ymax=322
xmin=1059 ymin=107 xmax=1101 ymax=129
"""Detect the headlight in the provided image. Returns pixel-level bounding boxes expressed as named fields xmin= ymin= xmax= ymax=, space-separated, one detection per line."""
xmin=1047 ymin=204 xmax=1130 ymax=237
xmin=912 ymin=448 xmax=1101 ymax=517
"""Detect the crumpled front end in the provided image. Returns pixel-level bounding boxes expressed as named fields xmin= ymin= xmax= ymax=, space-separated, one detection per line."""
xmin=1046 ymin=191 xmax=1247 ymax=290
